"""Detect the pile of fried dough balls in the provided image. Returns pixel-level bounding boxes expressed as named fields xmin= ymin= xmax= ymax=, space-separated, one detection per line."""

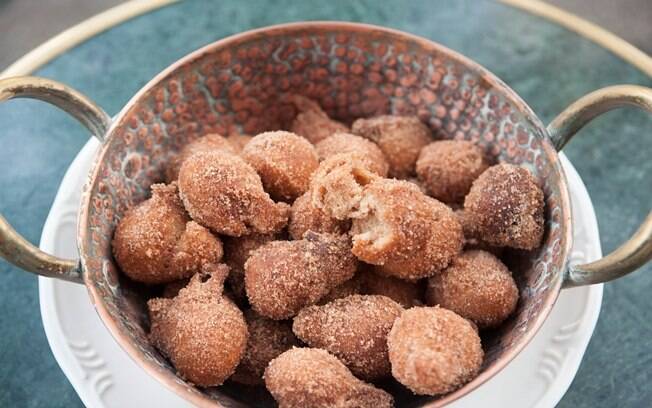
xmin=112 ymin=95 xmax=544 ymax=407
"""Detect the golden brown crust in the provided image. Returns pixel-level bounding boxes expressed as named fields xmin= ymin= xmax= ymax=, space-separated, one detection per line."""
xmin=309 ymin=152 xmax=381 ymax=220
xmin=177 ymin=150 xmax=289 ymax=237
xmin=222 ymin=233 xmax=277 ymax=304
xmin=352 ymin=115 xmax=432 ymax=179
xmin=288 ymin=95 xmax=349 ymax=144
xmin=293 ymin=295 xmax=403 ymax=380
xmin=264 ymin=347 xmax=394 ymax=408
xmin=245 ymin=232 xmax=358 ymax=319
xmin=112 ymin=183 xmax=223 ymax=284
xmin=387 ymin=307 xmax=483 ymax=395
xmin=165 ymin=133 xmax=236 ymax=182
xmin=350 ymin=179 xmax=463 ymax=280
xmin=464 ymin=164 xmax=544 ymax=250
xmin=315 ymin=132 xmax=389 ymax=177
xmin=416 ymin=140 xmax=490 ymax=203
xmin=148 ymin=265 xmax=248 ymax=386
xmin=231 ymin=310 xmax=299 ymax=385
xmin=288 ymin=192 xmax=350 ymax=240
xmin=359 ymin=267 xmax=423 ymax=308
xmin=426 ymin=250 xmax=518 ymax=328
xmin=455 ymin=209 xmax=504 ymax=256
xmin=318 ymin=273 xmax=365 ymax=305
xmin=242 ymin=131 xmax=319 ymax=202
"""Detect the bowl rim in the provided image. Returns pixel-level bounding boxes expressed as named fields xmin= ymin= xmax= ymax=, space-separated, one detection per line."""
xmin=77 ymin=20 xmax=572 ymax=407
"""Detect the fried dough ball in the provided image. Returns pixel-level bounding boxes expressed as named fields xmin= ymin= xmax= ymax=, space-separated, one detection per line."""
xmin=265 ymin=347 xmax=393 ymax=408
xmin=309 ymin=152 xmax=381 ymax=220
xmin=315 ymin=132 xmax=389 ymax=177
xmin=165 ymin=133 xmax=236 ymax=182
xmin=112 ymin=183 xmax=223 ymax=284
xmin=223 ymin=233 xmax=277 ymax=304
xmin=426 ymin=250 xmax=518 ymax=328
xmin=288 ymin=192 xmax=349 ymax=240
xmin=293 ymin=295 xmax=403 ymax=380
xmin=242 ymin=131 xmax=319 ymax=202
xmin=464 ymin=163 xmax=544 ymax=250
xmin=178 ymin=150 xmax=290 ymax=237
xmin=388 ymin=307 xmax=483 ymax=395
xmin=416 ymin=140 xmax=490 ymax=203
xmin=455 ymin=209 xmax=504 ymax=256
xmin=289 ymin=95 xmax=349 ymax=144
xmin=227 ymin=133 xmax=253 ymax=152
xmin=351 ymin=179 xmax=463 ymax=280
xmin=352 ymin=115 xmax=432 ymax=178
xmin=148 ymin=264 xmax=248 ymax=386
xmin=231 ymin=310 xmax=299 ymax=385
xmin=360 ymin=268 xmax=423 ymax=308
xmin=319 ymin=273 xmax=365 ymax=305
xmin=245 ymin=231 xmax=357 ymax=319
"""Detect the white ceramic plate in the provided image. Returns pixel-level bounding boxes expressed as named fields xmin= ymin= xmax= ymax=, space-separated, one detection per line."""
xmin=38 ymin=138 xmax=603 ymax=408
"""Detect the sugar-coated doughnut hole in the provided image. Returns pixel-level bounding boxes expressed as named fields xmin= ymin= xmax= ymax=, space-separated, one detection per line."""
xmin=165 ymin=133 xmax=236 ymax=182
xmin=288 ymin=94 xmax=349 ymax=144
xmin=352 ymin=115 xmax=432 ymax=178
xmin=464 ymin=163 xmax=544 ymax=250
xmin=416 ymin=140 xmax=490 ymax=203
xmin=242 ymin=131 xmax=319 ymax=202
xmin=388 ymin=307 xmax=483 ymax=395
xmin=223 ymin=233 xmax=277 ymax=305
xmin=315 ymin=132 xmax=389 ymax=177
xmin=288 ymin=191 xmax=350 ymax=240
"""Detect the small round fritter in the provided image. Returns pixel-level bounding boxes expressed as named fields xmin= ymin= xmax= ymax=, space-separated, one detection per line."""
xmin=265 ymin=347 xmax=393 ymax=408
xmin=227 ymin=133 xmax=253 ymax=153
xmin=360 ymin=268 xmax=423 ymax=308
xmin=426 ymin=250 xmax=518 ymax=328
xmin=289 ymin=95 xmax=349 ymax=144
xmin=242 ymin=131 xmax=319 ymax=202
xmin=315 ymin=132 xmax=389 ymax=177
xmin=455 ymin=209 xmax=504 ymax=256
xmin=293 ymin=295 xmax=403 ymax=380
xmin=113 ymin=183 xmax=223 ymax=284
xmin=352 ymin=115 xmax=432 ymax=179
xmin=165 ymin=133 xmax=236 ymax=182
xmin=464 ymin=163 xmax=544 ymax=250
xmin=416 ymin=140 xmax=490 ymax=203
xmin=148 ymin=264 xmax=248 ymax=386
xmin=310 ymin=152 xmax=381 ymax=220
xmin=245 ymin=231 xmax=357 ymax=319
xmin=288 ymin=192 xmax=350 ymax=240
xmin=350 ymin=179 xmax=463 ymax=280
xmin=388 ymin=307 xmax=483 ymax=395
xmin=319 ymin=273 xmax=365 ymax=305
xmin=231 ymin=310 xmax=299 ymax=385
xmin=223 ymin=233 xmax=277 ymax=304
xmin=178 ymin=150 xmax=290 ymax=237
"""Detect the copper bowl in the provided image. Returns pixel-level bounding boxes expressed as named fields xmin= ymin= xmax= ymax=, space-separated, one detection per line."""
xmin=1 ymin=22 xmax=651 ymax=407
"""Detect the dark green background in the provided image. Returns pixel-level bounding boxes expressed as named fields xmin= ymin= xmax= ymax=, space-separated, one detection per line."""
xmin=0 ymin=1 xmax=650 ymax=406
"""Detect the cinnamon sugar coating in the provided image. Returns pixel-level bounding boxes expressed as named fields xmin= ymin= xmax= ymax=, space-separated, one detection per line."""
xmin=165 ymin=133 xmax=236 ymax=182
xmin=293 ymin=294 xmax=403 ymax=380
xmin=288 ymin=191 xmax=350 ymax=240
xmin=288 ymin=95 xmax=349 ymax=144
xmin=350 ymin=179 xmax=463 ymax=280
xmin=242 ymin=131 xmax=319 ymax=202
xmin=360 ymin=267 xmax=423 ymax=308
xmin=231 ymin=309 xmax=299 ymax=385
xmin=352 ymin=115 xmax=432 ymax=178
xmin=464 ymin=164 xmax=544 ymax=250
xmin=147 ymin=264 xmax=248 ymax=386
xmin=416 ymin=140 xmax=490 ymax=203
xmin=244 ymin=231 xmax=357 ymax=319
xmin=309 ymin=152 xmax=381 ymax=220
xmin=222 ymin=233 xmax=277 ymax=304
xmin=426 ymin=250 xmax=518 ymax=328
xmin=388 ymin=307 xmax=483 ymax=395
xmin=178 ymin=150 xmax=289 ymax=237
xmin=112 ymin=183 xmax=223 ymax=284
xmin=264 ymin=347 xmax=393 ymax=408
xmin=315 ymin=132 xmax=389 ymax=177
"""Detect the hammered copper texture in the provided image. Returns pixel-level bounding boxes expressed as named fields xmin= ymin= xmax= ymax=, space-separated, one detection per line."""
xmin=78 ymin=23 xmax=570 ymax=407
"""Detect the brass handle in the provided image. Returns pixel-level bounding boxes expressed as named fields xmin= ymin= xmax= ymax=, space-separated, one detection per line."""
xmin=548 ymin=85 xmax=652 ymax=287
xmin=0 ymin=76 xmax=111 ymax=283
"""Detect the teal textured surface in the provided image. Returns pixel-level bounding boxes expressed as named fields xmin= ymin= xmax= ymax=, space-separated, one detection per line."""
xmin=0 ymin=1 xmax=649 ymax=407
